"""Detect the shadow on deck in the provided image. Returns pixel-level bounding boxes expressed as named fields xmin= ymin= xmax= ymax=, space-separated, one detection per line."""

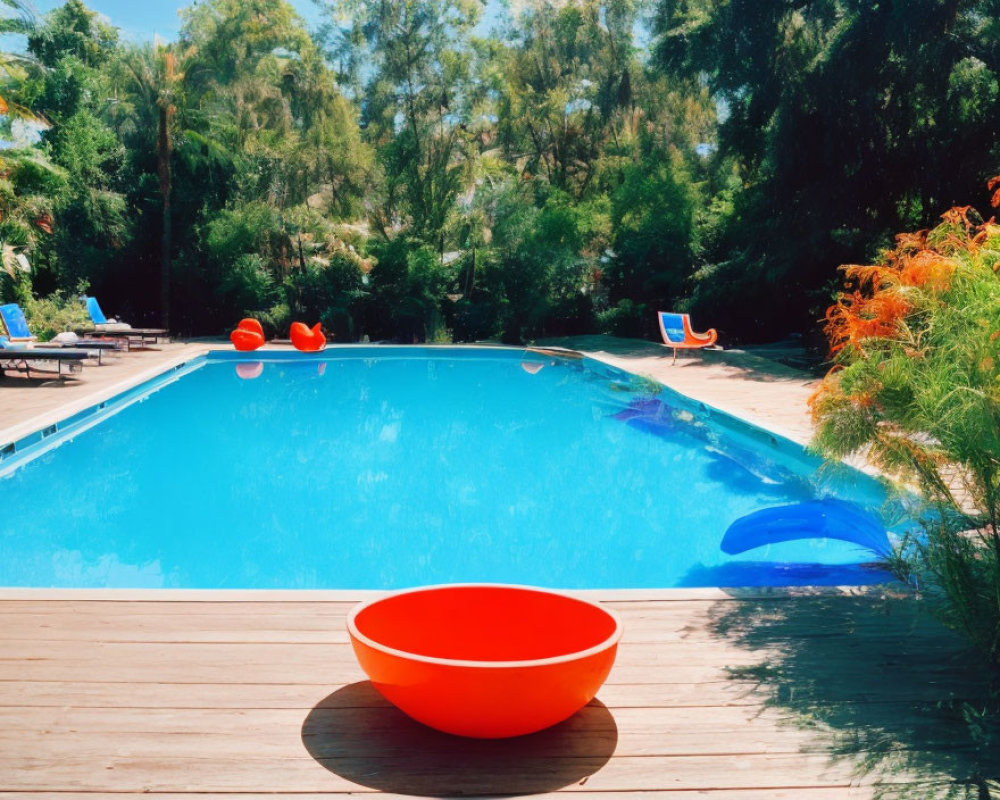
xmin=708 ymin=592 xmax=1000 ymax=799
xmin=539 ymin=334 xmax=821 ymax=383
xmin=302 ymin=681 xmax=617 ymax=795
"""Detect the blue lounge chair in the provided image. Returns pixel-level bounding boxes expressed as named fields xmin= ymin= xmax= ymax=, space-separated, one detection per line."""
xmin=0 ymin=336 xmax=91 ymax=379
xmin=78 ymin=296 xmax=168 ymax=348
xmin=0 ymin=303 xmax=119 ymax=364
xmin=0 ymin=303 xmax=35 ymax=344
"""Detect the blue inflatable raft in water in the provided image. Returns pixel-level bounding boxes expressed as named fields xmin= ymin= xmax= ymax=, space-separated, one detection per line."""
xmin=720 ymin=498 xmax=892 ymax=558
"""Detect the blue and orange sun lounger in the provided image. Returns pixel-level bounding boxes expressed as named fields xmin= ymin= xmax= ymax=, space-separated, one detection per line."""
xmin=657 ymin=311 xmax=717 ymax=363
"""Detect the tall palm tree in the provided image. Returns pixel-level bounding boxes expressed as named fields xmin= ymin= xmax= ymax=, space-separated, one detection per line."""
xmin=116 ymin=42 xmax=193 ymax=329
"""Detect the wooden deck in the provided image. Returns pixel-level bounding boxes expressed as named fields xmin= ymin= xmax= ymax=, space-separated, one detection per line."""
xmin=2 ymin=592 xmax=996 ymax=798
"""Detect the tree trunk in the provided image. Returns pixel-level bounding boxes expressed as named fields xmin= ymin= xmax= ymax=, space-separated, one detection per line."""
xmin=158 ymin=105 xmax=172 ymax=330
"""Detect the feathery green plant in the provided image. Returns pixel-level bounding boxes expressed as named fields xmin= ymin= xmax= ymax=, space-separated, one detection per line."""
xmin=811 ymin=193 xmax=1000 ymax=667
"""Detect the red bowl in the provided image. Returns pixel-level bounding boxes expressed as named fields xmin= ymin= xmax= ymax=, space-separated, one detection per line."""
xmin=347 ymin=584 xmax=622 ymax=738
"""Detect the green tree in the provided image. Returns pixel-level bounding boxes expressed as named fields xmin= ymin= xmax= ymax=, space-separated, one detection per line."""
xmin=114 ymin=43 xmax=190 ymax=327
xmin=655 ymin=0 xmax=1000 ymax=339
xmin=318 ymin=0 xmax=483 ymax=250
xmin=26 ymin=0 xmax=116 ymax=70
xmin=497 ymin=0 xmax=639 ymax=197
xmin=0 ymin=0 xmax=64 ymax=293
xmin=167 ymin=0 xmax=369 ymax=331
xmin=609 ymin=154 xmax=695 ymax=312
xmin=20 ymin=0 xmax=128 ymax=294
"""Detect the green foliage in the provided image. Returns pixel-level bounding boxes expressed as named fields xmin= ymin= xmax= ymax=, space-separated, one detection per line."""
xmin=0 ymin=150 xmax=63 ymax=246
xmin=18 ymin=3 xmax=130 ymax=298
xmin=28 ymin=54 xmax=103 ymax=119
xmin=6 ymin=0 xmax=1000 ymax=347
xmin=0 ymin=0 xmax=35 ymax=38
xmin=323 ymin=0 xmax=482 ymax=245
xmin=655 ymin=0 xmax=1000 ymax=340
xmin=597 ymin=297 xmax=649 ymax=338
xmin=47 ymin=109 xmax=129 ymax=286
xmin=285 ymin=249 xmax=365 ymax=342
xmin=216 ymin=253 xmax=277 ymax=319
xmin=203 ymin=201 xmax=283 ymax=265
xmin=811 ymin=205 xmax=1000 ymax=667
xmin=610 ymin=155 xmax=695 ymax=306
xmin=159 ymin=0 xmax=371 ymax=330
xmin=21 ymin=289 xmax=90 ymax=340
xmin=495 ymin=0 xmax=651 ymax=196
xmin=0 ymin=267 xmax=31 ymax=307
xmin=26 ymin=0 xmax=117 ymax=69
xmin=363 ymin=238 xmax=451 ymax=341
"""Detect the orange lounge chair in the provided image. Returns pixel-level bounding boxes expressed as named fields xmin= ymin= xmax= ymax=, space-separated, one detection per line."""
xmin=657 ymin=311 xmax=717 ymax=363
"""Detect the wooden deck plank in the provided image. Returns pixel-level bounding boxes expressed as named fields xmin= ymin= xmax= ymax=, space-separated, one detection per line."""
xmin=0 ymin=791 xmax=880 ymax=799
xmin=0 ymin=704 xmax=970 ymax=760
xmin=0 ymin=644 xmax=963 ymax=686
xmin=0 ymin=595 xmax=983 ymax=798
xmin=0 ymin=714 xmax=826 ymax=760
xmin=0 ymin=703 xmax=808 ymax=737
xmin=0 ymin=753 xmax=888 ymax=793
xmin=0 ymin=678 xmax=976 ymax=709
xmin=0 ymin=680 xmax=771 ymax=709
xmin=0 ymin=606 xmax=933 ymax=643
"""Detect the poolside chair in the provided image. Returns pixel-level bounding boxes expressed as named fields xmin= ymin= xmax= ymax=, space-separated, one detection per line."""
xmin=0 ymin=303 xmax=36 ymax=344
xmin=0 ymin=336 xmax=91 ymax=379
xmin=657 ymin=311 xmax=717 ymax=364
xmin=78 ymin=296 xmax=168 ymax=348
xmin=0 ymin=303 xmax=120 ymax=364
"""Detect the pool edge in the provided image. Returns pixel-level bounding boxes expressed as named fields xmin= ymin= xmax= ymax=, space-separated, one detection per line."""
xmin=0 ymin=343 xmax=215 ymax=449
xmin=0 ymin=342 xmax=904 ymax=594
xmin=0 ymin=584 xmax=910 ymax=601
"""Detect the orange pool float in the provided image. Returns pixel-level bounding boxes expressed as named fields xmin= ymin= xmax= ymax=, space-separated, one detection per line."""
xmin=230 ymin=318 xmax=265 ymax=351
xmin=347 ymin=584 xmax=622 ymax=738
xmin=290 ymin=321 xmax=326 ymax=352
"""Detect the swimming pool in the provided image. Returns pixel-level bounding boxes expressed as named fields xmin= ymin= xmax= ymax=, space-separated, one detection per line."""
xmin=0 ymin=347 xmax=904 ymax=589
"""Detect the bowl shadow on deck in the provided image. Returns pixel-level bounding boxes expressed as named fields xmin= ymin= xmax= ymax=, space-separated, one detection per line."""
xmin=709 ymin=591 xmax=1000 ymax=799
xmin=301 ymin=681 xmax=618 ymax=797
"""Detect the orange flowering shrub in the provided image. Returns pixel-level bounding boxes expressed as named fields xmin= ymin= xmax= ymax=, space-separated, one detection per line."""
xmin=810 ymin=180 xmax=1000 ymax=666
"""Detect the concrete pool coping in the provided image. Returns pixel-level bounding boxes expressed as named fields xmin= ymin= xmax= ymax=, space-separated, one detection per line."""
xmin=0 ymin=341 xmax=215 ymax=446
xmin=0 ymin=584 xmax=907 ymax=601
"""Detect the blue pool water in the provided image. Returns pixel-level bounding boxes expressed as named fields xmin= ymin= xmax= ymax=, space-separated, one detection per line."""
xmin=0 ymin=348 xmax=904 ymax=589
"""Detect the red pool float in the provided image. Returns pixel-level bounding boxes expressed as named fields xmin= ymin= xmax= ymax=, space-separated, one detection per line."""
xmin=290 ymin=321 xmax=326 ymax=352
xmin=347 ymin=584 xmax=622 ymax=738
xmin=230 ymin=318 xmax=265 ymax=351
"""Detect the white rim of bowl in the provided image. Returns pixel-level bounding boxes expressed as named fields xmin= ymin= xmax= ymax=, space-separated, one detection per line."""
xmin=346 ymin=582 xmax=624 ymax=669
